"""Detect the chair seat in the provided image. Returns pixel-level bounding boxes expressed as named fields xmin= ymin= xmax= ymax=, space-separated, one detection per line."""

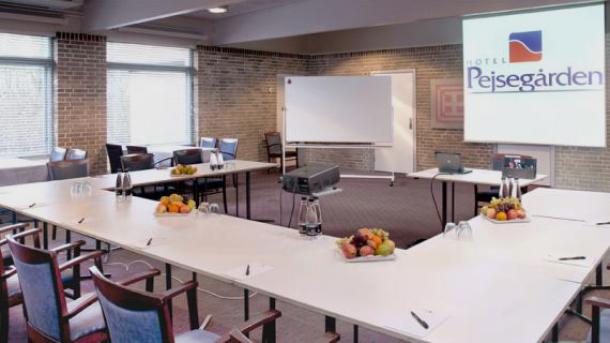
xmin=175 ymin=329 xmax=221 ymax=343
xmin=67 ymin=299 xmax=106 ymax=341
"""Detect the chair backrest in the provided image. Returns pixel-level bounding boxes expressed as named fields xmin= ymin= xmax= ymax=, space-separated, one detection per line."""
xmin=219 ymin=138 xmax=239 ymax=161
xmin=199 ymin=137 xmax=217 ymax=149
xmin=121 ymin=153 xmax=154 ymax=172
xmin=106 ymin=144 xmax=124 ymax=174
xmin=8 ymin=232 xmax=67 ymax=341
xmin=65 ymin=148 xmax=87 ymax=161
xmin=47 ymin=160 xmax=89 ymax=180
xmin=90 ymin=266 xmax=173 ymax=343
xmin=126 ymin=145 xmax=148 ymax=155
xmin=264 ymin=132 xmax=282 ymax=155
xmin=50 ymin=147 xmax=67 ymax=162
xmin=173 ymin=149 xmax=202 ymax=165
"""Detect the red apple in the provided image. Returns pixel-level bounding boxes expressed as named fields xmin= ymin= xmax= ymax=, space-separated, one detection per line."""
xmin=342 ymin=242 xmax=357 ymax=259
xmin=507 ymin=209 xmax=519 ymax=220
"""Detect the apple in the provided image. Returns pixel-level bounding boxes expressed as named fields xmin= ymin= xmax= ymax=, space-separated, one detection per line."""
xmin=359 ymin=245 xmax=374 ymax=257
xmin=516 ymin=209 xmax=526 ymax=219
xmin=486 ymin=208 xmax=496 ymax=219
xmin=507 ymin=209 xmax=519 ymax=220
xmin=342 ymin=242 xmax=357 ymax=259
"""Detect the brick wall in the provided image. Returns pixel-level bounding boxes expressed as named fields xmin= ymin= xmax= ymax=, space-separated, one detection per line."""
xmin=197 ymin=46 xmax=308 ymax=162
xmin=56 ymin=32 xmax=107 ymax=175
xmin=307 ymin=45 xmax=494 ymax=171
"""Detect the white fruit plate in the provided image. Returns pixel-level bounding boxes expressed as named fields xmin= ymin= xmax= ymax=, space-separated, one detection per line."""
xmin=154 ymin=211 xmax=194 ymax=217
xmin=482 ymin=213 xmax=531 ymax=224
xmin=336 ymin=250 xmax=397 ymax=263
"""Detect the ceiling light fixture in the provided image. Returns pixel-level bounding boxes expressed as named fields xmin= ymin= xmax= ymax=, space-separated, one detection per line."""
xmin=207 ymin=6 xmax=228 ymax=14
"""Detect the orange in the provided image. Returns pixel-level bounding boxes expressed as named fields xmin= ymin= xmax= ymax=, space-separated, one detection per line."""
xmin=168 ymin=204 xmax=180 ymax=213
xmin=370 ymin=235 xmax=382 ymax=246
xmin=495 ymin=211 xmax=507 ymax=221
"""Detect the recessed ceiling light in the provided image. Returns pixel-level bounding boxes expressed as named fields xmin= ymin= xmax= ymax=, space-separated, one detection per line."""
xmin=207 ymin=6 xmax=228 ymax=14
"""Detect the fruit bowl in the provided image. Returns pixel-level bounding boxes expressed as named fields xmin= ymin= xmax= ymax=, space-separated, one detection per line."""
xmin=480 ymin=197 xmax=529 ymax=224
xmin=154 ymin=194 xmax=196 ymax=216
xmin=336 ymin=228 xmax=396 ymax=262
xmin=170 ymin=164 xmax=197 ymax=177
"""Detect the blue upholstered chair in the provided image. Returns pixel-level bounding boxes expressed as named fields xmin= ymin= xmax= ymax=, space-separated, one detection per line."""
xmin=199 ymin=137 xmax=217 ymax=149
xmin=89 ymin=265 xmax=285 ymax=343
xmin=47 ymin=160 xmax=89 ymax=181
xmin=50 ymin=147 xmax=67 ymax=162
xmin=219 ymin=138 xmax=239 ymax=161
xmin=7 ymin=229 xmax=108 ymax=343
xmin=65 ymin=149 xmax=88 ymax=161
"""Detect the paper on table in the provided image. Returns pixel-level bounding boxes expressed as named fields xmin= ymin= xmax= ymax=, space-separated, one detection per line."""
xmin=383 ymin=308 xmax=449 ymax=339
xmin=224 ymin=263 xmax=274 ymax=280
xmin=544 ymin=254 xmax=591 ymax=268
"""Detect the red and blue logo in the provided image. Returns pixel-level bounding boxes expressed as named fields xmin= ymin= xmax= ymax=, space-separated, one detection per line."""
xmin=509 ymin=31 xmax=542 ymax=63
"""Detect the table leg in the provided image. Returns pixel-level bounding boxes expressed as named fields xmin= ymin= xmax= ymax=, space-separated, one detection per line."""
xmin=246 ymin=171 xmax=251 ymax=220
xmin=193 ymin=178 xmax=199 ymax=207
xmin=166 ymin=263 xmax=173 ymax=319
xmin=441 ymin=181 xmax=447 ymax=231
xmin=43 ymin=222 xmax=48 ymax=249
xmin=597 ymin=263 xmax=603 ymax=286
xmin=551 ymin=323 xmax=559 ymax=342
xmin=451 ymin=182 xmax=455 ymax=223
xmin=262 ymin=298 xmax=276 ymax=343
xmin=325 ymin=316 xmax=336 ymax=334
xmin=353 ymin=325 xmax=359 ymax=343
xmin=189 ymin=272 xmax=199 ymax=329
xmin=235 ymin=173 xmax=239 ymax=217
xmin=244 ymin=289 xmax=250 ymax=321
xmin=11 ymin=211 xmax=16 ymax=224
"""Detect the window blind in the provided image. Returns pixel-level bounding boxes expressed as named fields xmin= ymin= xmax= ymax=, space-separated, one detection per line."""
xmin=106 ymin=42 xmax=194 ymax=146
xmin=0 ymin=33 xmax=53 ymax=158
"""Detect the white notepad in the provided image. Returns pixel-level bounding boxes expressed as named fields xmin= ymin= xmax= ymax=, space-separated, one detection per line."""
xmin=383 ymin=308 xmax=449 ymax=339
xmin=224 ymin=263 xmax=274 ymax=280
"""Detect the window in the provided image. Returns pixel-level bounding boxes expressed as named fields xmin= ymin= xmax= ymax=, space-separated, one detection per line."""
xmin=106 ymin=42 xmax=195 ymax=146
xmin=0 ymin=33 xmax=53 ymax=158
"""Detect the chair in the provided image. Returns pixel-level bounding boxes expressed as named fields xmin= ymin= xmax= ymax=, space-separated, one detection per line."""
xmin=89 ymin=265 xmax=286 ymax=343
xmin=7 ymin=229 xmax=108 ymax=343
xmin=173 ymin=149 xmax=203 ymax=165
xmin=49 ymin=147 xmax=67 ymax=162
xmin=264 ymin=132 xmax=298 ymax=172
xmin=106 ymin=143 xmax=124 ymax=173
xmin=121 ymin=153 xmax=154 ymax=172
xmin=47 ymin=160 xmax=89 ymax=181
xmin=65 ymin=149 xmax=87 ymax=161
xmin=219 ymin=138 xmax=239 ymax=161
xmin=199 ymin=137 xmax=217 ymax=149
xmin=126 ymin=145 xmax=148 ymax=155
xmin=473 ymin=153 xmax=531 ymax=215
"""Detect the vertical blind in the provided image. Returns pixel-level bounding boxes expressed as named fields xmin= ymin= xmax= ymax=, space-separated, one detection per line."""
xmin=0 ymin=33 xmax=53 ymax=158
xmin=107 ymin=42 xmax=195 ymax=146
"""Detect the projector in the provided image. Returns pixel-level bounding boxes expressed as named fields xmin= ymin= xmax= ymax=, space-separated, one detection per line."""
xmin=282 ymin=164 xmax=340 ymax=195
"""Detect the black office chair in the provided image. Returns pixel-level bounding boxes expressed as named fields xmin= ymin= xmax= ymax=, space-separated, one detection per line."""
xmin=65 ymin=148 xmax=87 ymax=161
xmin=47 ymin=160 xmax=89 ymax=181
xmin=105 ymin=144 xmax=124 ymax=173
xmin=173 ymin=149 xmax=203 ymax=165
xmin=199 ymin=137 xmax=217 ymax=149
xmin=49 ymin=147 xmax=67 ymax=162
xmin=121 ymin=153 xmax=154 ymax=172
xmin=265 ymin=132 xmax=297 ymax=173
xmin=126 ymin=145 xmax=148 ymax=155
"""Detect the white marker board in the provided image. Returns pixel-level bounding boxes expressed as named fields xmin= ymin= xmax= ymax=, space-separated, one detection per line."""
xmin=284 ymin=76 xmax=393 ymax=144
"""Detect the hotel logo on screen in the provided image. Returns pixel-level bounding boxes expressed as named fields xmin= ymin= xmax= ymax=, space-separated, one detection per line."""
xmin=509 ymin=31 xmax=542 ymax=63
xmin=465 ymin=29 xmax=604 ymax=93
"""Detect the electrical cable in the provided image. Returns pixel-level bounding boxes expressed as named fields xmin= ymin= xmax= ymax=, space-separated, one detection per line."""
xmin=430 ymin=173 xmax=444 ymax=225
xmin=104 ymin=260 xmax=258 ymax=301
xmin=287 ymin=190 xmax=297 ymax=228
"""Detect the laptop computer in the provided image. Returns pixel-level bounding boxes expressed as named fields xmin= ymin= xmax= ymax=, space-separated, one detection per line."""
xmin=435 ymin=152 xmax=472 ymax=175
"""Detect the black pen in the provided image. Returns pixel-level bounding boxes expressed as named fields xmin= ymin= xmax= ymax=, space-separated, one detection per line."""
xmin=78 ymin=217 xmax=85 ymax=224
xmin=28 ymin=202 xmax=36 ymax=208
xmin=410 ymin=311 xmax=429 ymax=330
xmin=146 ymin=238 xmax=153 ymax=246
xmin=245 ymin=264 xmax=250 ymax=276
xmin=596 ymin=222 xmax=610 ymax=225
xmin=559 ymin=256 xmax=586 ymax=261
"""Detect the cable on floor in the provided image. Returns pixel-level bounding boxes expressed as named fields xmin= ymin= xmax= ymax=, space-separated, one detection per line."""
xmin=430 ymin=173 xmax=444 ymax=226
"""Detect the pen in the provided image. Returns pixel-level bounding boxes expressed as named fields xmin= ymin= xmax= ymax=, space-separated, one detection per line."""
xmin=559 ymin=256 xmax=586 ymax=261
xmin=410 ymin=311 xmax=429 ymax=330
xmin=28 ymin=202 xmax=36 ymax=208
xmin=78 ymin=217 xmax=85 ymax=224
xmin=146 ymin=238 xmax=152 ymax=246
xmin=596 ymin=222 xmax=610 ymax=225
xmin=245 ymin=264 xmax=250 ymax=276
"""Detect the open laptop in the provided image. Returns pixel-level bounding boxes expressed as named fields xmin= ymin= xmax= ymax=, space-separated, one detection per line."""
xmin=435 ymin=152 xmax=472 ymax=175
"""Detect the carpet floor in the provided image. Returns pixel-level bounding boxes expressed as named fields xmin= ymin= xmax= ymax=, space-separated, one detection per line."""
xmin=3 ymin=171 xmax=604 ymax=342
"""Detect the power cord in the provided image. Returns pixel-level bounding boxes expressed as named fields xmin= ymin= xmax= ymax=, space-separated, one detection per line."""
xmin=430 ymin=173 xmax=444 ymax=226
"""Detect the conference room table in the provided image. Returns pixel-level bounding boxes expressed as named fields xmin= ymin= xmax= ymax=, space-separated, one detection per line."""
xmin=2 ymin=183 xmax=608 ymax=343
xmin=0 ymin=157 xmax=48 ymax=186
xmin=409 ymin=168 xmax=548 ymax=229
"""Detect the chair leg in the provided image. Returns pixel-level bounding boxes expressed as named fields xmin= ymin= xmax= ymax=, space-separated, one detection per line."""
xmin=0 ymin=300 xmax=8 ymax=343
xmin=52 ymin=225 xmax=57 ymax=240
xmin=473 ymin=185 xmax=479 ymax=217
xmin=223 ymin=176 xmax=228 ymax=214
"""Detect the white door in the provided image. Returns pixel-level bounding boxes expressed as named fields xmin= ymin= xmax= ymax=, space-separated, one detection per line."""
xmin=373 ymin=71 xmax=416 ymax=174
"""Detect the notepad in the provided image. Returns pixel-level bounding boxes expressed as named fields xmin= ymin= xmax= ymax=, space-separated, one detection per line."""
xmin=544 ymin=254 xmax=591 ymax=268
xmin=224 ymin=263 xmax=273 ymax=280
xmin=383 ymin=308 xmax=449 ymax=338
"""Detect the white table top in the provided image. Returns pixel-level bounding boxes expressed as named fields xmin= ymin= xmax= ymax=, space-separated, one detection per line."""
xmin=524 ymin=187 xmax=610 ymax=224
xmin=409 ymin=168 xmax=547 ymax=187
xmin=0 ymin=158 xmax=49 ymax=187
